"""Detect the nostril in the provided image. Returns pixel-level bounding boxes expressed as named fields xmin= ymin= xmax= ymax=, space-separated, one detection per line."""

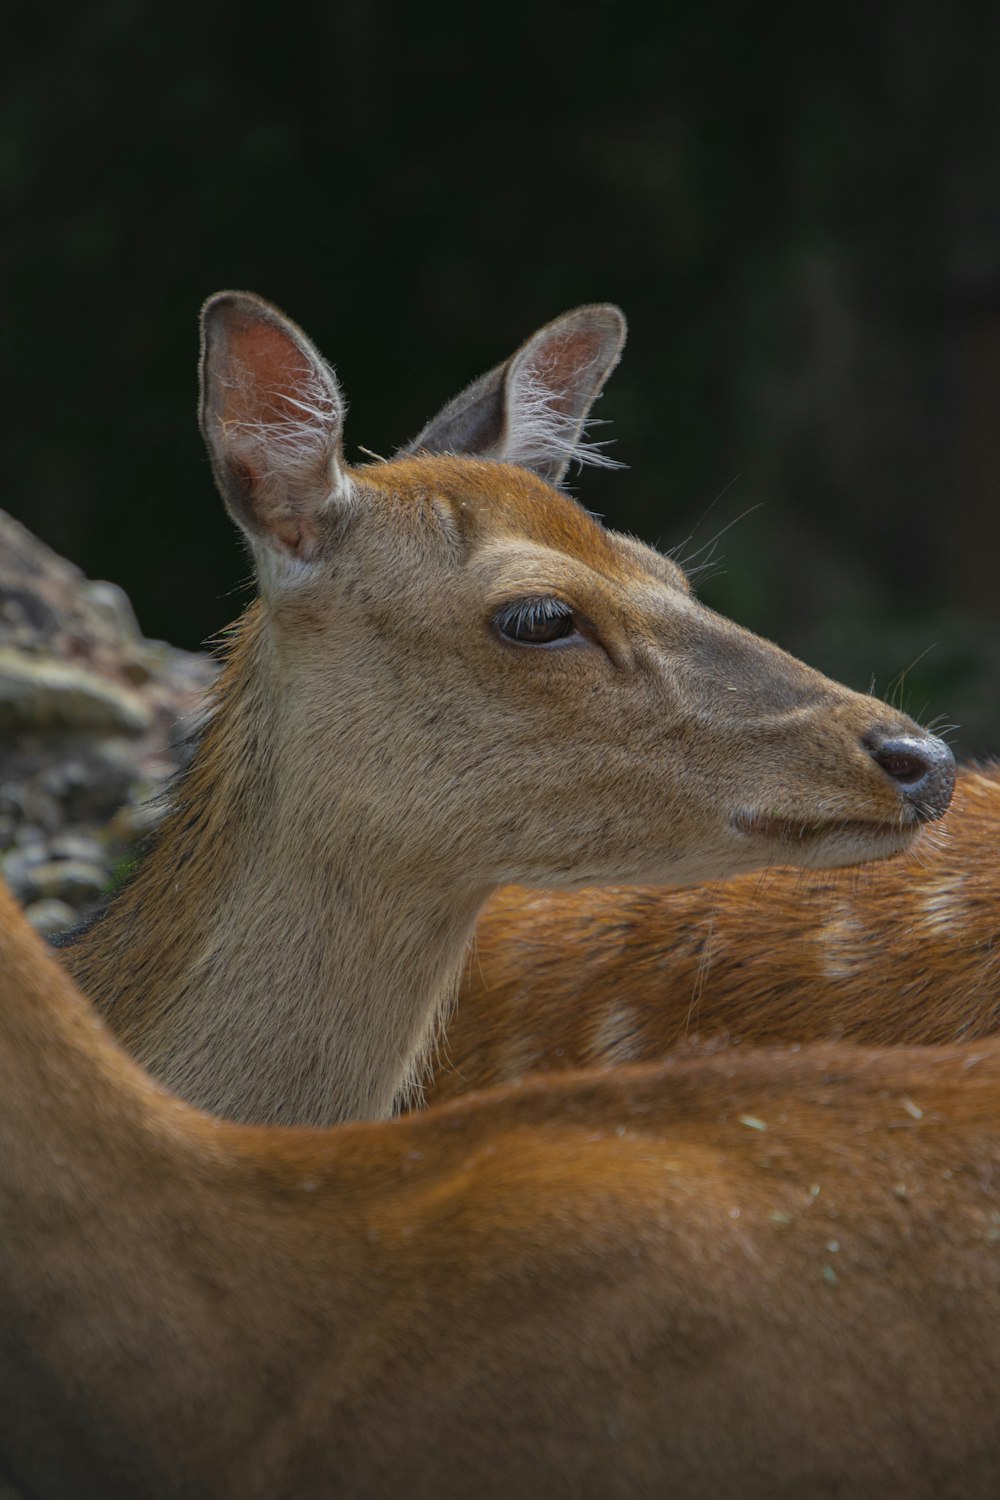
xmin=871 ymin=746 xmax=931 ymax=787
xmin=862 ymin=730 xmax=956 ymax=820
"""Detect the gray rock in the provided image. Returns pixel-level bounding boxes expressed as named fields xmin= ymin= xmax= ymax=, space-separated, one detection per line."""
xmin=77 ymin=579 xmax=143 ymax=642
xmin=38 ymin=743 xmax=139 ymax=821
xmin=3 ymin=786 xmax=61 ymax=837
xmin=0 ymin=508 xmax=216 ymax=919
xmin=24 ymin=859 xmax=109 ymax=904
xmin=10 ymin=824 xmax=46 ymax=852
xmin=0 ymin=650 xmax=152 ymax=736
xmin=2 ymin=845 xmax=53 ymax=900
xmin=46 ymin=833 xmax=107 ymax=866
xmin=3 ymin=840 xmax=48 ymax=869
xmin=23 ymin=898 xmax=78 ymax=937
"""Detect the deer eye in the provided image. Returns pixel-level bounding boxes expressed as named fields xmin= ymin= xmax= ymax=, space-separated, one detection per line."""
xmin=493 ymin=596 xmax=577 ymax=646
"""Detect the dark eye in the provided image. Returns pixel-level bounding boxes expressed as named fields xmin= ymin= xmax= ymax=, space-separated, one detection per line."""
xmin=493 ymin=596 xmax=577 ymax=645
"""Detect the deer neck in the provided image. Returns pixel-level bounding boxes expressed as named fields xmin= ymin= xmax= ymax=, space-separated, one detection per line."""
xmin=66 ymin=604 xmax=488 ymax=1126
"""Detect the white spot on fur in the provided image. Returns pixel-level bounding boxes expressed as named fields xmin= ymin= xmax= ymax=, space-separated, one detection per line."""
xmin=816 ymin=903 xmax=866 ymax=980
xmin=920 ymin=875 xmax=968 ymax=931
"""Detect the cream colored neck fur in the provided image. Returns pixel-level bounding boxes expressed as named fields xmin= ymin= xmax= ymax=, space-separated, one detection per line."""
xmin=73 ymin=606 xmax=486 ymax=1126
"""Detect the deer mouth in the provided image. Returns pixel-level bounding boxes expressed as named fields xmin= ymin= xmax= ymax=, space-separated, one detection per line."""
xmin=732 ymin=810 xmax=913 ymax=845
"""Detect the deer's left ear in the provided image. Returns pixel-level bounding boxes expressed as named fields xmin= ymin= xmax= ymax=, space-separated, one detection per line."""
xmin=199 ymin=291 xmax=349 ymax=567
xmin=402 ymin=305 xmax=626 ymax=486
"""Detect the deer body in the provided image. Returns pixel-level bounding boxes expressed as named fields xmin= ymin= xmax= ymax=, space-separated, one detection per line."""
xmin=62 ymin=293 xmax=953 ymax=1125
xmin=4 ymin=879 xmax=1000 ymax=1498
xmin=428 ymin=763 xmax=1000 ymax=1103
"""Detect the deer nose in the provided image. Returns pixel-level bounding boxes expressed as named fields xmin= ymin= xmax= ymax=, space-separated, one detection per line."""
xmin=863 ymin=731 xmax=956 ymax=821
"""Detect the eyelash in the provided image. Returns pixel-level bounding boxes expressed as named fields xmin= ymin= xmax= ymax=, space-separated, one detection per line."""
xmin=492 ymin=596 xmax=578 ymax=646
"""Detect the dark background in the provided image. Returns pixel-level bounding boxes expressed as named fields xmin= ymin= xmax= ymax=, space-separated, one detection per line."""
xmin=4 ymin=2 xmax=1000 ymax=752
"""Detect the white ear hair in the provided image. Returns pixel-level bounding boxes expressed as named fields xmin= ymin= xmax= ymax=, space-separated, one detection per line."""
xmin=403 ymin=304 xmax=626 ymax=487
xmin=222 ymin=358 xmax=344 ymax=508
xmin=504 ymin=365 xmax=624 ymax=477
xmin=199 ymin=292 xmax=349 ymax=575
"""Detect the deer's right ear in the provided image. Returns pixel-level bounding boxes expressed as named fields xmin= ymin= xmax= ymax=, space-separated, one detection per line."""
xmin=199 ymin=292 xmax=349 ymax=567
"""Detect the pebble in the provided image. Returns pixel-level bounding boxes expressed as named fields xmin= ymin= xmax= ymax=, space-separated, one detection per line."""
xmin=0 ymin=649 xmax=152 ymax=736
xmin=22 ymin=859 xmax=109 ymax=904
xmin=2 ymin=846 xmax=49 ymax=897
xmin=46 ymin=833 xmax=107 ymax=866
xmin=23 ymin=899 xmax=78 ymax=937
xmin=77 ymin=580 xmax=142 ymax=642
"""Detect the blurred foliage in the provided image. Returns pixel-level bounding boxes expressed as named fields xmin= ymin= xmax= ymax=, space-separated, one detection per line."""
xmin=3 ymin=0 xmax=1000 ymax=753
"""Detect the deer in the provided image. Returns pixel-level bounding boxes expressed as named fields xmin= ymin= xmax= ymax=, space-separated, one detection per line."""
xmin=428 ymin=762 xmax=1000 ymax=1102
xmin=6 ymin=862 xmax=1000 ymax=1497
xmin=59 ymin=291 xmax=954 ymax=1129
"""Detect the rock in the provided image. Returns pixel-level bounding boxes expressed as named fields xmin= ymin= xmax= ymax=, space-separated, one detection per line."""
xmin=77 ymin=579 xmax=143 ymax=642
xmin=11 ymin=824 xmax=46 ymax=852
xmin=2 ymin=845 xmax=50 ymax=899
xmin=121 ymin=657 xmax=153 ymax=686
xmin=39 ymin=743 xmax=139 ymax=822
xmin=0 ymin=649 xmax=152 ymax=736
xmin=46 ymin=833 xmax=107 ymax=865
xmin=0 ymin=508 xmax=218 ymax=925
xmin=24 ymin=899 xmax=78 ymax=937
xmin=22 ymin=859 xmax=109 ymax=905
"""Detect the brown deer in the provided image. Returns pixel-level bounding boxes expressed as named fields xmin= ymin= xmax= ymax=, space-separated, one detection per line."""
xmin=429 ymin=762 xmax=1000 ymax=1102
xmin=5 ymin=870 xmax=1000 ymax=1497
xmin=61 ymin=292 xmax=953 ymax=1126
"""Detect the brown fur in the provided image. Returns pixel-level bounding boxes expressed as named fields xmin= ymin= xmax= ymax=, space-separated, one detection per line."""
xmin=5 ymin=877 xmax=1000 ymax=1497
xmin=62 ymin=295 xmax=951 ymax=1125
xmin=429 ymin=764 xmax=1000 ymax=1102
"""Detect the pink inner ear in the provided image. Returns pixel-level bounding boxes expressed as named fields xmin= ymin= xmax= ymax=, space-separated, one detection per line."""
xmin=529 ymin=329 xmax=602 ymax=415
xmin=219 ymin=316 xmax=327 ymax=430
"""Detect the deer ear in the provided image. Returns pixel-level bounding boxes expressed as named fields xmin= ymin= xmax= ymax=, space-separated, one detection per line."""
xmin=199 ymin=292 xmax=349 ymax=566
xmin=403 ymin=305 xmax=626 ymax=486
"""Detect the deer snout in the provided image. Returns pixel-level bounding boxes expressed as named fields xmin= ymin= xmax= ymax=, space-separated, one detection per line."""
xmin=863 ymin=731 xmax=956 ymax=821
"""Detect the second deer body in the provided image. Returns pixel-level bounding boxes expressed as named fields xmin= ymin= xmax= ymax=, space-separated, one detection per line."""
xmin=428 ymin=763 xmax=1000 ymax=1101
xmin=4 ymin=868 xmax=1000 ymax=1497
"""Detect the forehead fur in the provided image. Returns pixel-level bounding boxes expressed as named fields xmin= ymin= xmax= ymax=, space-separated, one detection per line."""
xmin=358 ymin=454 xmax=645 ymax=581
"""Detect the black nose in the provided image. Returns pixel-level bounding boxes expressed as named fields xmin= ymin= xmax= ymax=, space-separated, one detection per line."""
xmin=863 ymin=731 xmax=956 ymax=821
